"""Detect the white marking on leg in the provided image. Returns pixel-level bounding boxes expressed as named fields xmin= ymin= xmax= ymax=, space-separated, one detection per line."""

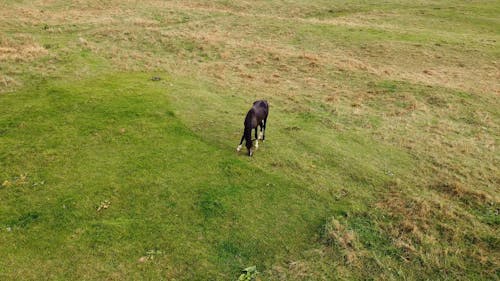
xmin=237 ymin=144 xmax=242 ymax=152
xmin=255 ymin=140 xmax=259 ymax=148
xmin=259 ymin=132 xmax=263 ymax=140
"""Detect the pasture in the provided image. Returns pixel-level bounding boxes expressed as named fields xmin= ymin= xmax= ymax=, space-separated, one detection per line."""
xmin=0 ymin=1 xmax=498 ymax=280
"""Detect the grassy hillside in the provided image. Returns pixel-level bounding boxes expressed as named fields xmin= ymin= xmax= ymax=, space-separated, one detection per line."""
xmin=0 ymin=1 xmax=498 ymax=280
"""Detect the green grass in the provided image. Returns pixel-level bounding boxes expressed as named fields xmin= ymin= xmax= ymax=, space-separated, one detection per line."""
xmin=1 ymin=0 xmax=499 ymax=280
xmin=0 ymin=75 xmax=337 ymax=279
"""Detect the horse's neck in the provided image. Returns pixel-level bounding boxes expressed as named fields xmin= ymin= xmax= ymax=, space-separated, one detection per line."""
xmin=248 ymin=117 xmax=257 ymax=129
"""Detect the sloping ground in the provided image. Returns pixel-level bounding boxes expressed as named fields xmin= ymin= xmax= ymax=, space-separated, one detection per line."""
xmin=0 ymin=75 xmax=336 ymax=279
xmin=0 ymin=1 xmax=499 ymax=280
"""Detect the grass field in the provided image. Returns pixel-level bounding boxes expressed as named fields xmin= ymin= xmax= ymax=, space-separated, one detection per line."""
xmin=0 ymin=1 xmax=499 ymax=280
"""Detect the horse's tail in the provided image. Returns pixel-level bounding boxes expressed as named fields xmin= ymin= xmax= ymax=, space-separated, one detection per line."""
xmin=244 ymin=110 xmax=253 ymax=149
xmin=263 ymin=100 xmax=269 ymax=109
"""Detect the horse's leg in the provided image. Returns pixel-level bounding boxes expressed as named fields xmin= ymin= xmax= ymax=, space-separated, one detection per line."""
xmin=262 ymin=116 xmax=267 ymax=141
xmin=254 ymin=127 xmax=259 ymax=148
xmin=258 ymin=121 xmax=264 ymax=140
xmin=237 ymin=133 xmax=244 ymax=152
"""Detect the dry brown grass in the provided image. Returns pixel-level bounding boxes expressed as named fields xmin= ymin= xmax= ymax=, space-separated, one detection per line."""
xmin=3 ymin=0 xmax=498 ymax=96
xmin=376 ymin=190 xmax=499 ymax=272
xmin=150 ymin=1 xmax=500 ymax=95
xmin=0 ymin=35 xmax=48 ymax=62
xmin=322 ymin=217 xmax=361 ymax=265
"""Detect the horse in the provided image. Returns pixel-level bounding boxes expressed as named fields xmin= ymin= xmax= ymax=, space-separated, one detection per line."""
xmin=237 ymin=100 xmax=269 ymax=156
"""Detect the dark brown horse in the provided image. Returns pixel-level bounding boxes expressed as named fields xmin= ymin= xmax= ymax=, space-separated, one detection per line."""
xmin=237 ymin=100 xmax=269 ymax=156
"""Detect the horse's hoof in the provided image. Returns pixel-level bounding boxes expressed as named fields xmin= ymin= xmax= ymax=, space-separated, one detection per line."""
xmin=236 ymin=145 xmax=242 ymax=152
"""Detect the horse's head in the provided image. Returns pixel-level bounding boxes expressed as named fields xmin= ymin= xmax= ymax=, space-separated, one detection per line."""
xmin=246 ymin=143 xmax=254 ymax=156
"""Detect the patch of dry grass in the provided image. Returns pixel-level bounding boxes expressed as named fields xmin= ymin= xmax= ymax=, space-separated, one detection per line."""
xmin=375 ymin=187 xmax=499 ymax=275
xmin=0 ymin=35 xmax=48 ymax=61
xmin=322 ymin=217 xmax=361 ymax=265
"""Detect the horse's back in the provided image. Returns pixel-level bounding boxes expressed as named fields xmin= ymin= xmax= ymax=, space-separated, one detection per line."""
xmin=253 ymin=100 xmax=268 ymax=110
xmin=252 ymin=100 xmax=268 ymax=118
xmin=244 ymin=100 xmax=268 ymax=128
